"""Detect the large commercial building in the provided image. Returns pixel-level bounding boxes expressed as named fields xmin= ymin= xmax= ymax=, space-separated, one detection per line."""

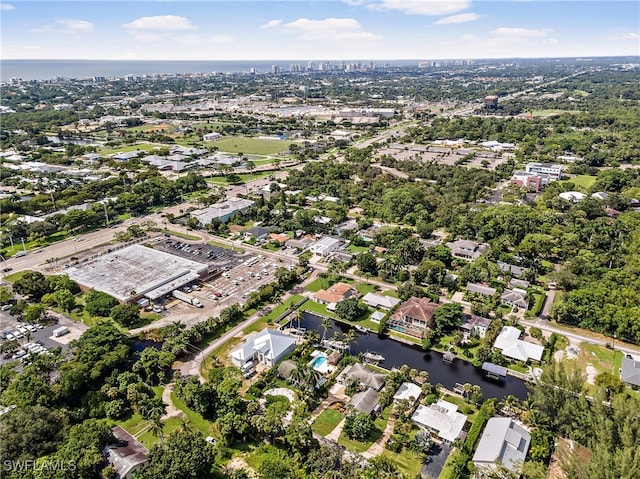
xmin=525 ymin=162 xmax=565 ymax=180
xmin=66 ymin=244 xmax=210 ymax=303
xmin=190 ymin=198 xmax=255 ymax=226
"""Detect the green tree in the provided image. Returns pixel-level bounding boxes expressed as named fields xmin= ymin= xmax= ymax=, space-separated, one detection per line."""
xmin=53 ymin=289 xmax=76 ymax=312
xmin=84 ymin=289 xmax=118 ymax=317
xmin=13 ymin=271 xmax=51 ymax=300
xmin=335 ymin=298 xmax=366 ymax=322
xmin=110 ymin=303 xmax=140 ymax=327
xmin=343 ymin=410 xmax=374 ymax=441
xmin=23 ymin=303 xmax=47 ymax=323
xmin=356 ymin=252 xmax=378 ymax=275
xmin=433 ymin=302 xmax=463 ymax=336
xmin=143 ymin=429 xmax=214 ymax=479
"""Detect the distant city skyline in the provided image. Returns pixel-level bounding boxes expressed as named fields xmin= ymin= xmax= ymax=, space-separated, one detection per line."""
xmin=1 ymin=1 xmax=638 ymax=61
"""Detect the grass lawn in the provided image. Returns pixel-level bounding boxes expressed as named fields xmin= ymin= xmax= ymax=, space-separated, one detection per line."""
xmin=170 ymin=391 xmax=213 ymax=437
xmin=300 ymin=300 xmax=336 ymax=319
xmin=346 ymin=244 xmax=370 ymax=254
xmin=381 ymin=449 xmax=423 ymax=478
xmin=338 ymin=427 xmax=382 ymax=453
xmin=99 ymin=143 xmax=158 ymax=155
xmin=565 ymin=175 xmax=596 ymax=190
xmin=529 ymin=109 xmax=581 ymax=117
xmin=201 ymin=337 xmax=243 ymax=375
xmin=2 ymin=270 xmax=29 ymax=284
xmin=355 ymin=282 xmax=379 ymax=295
xmin=577 ymin=343 xmax=624 ymax=375
xmin=161 ymin=229 xmax=201 ymax=241
xmin=210 ymin=136 xmax=291 ymax=155
xmin=311 ymin=408 xmax=344 ymax=436
xmin=207 ymin=240 xmax=244 ymax=253
xmin=245 ymin=295 xmax=305 ymax=334
xmin=441 ymin=394 xmax=478 ymax=423
xmin=305 ymin=277 xmax=332 ymax=292
xmin=206 ymin=171 xmax=273 ymax=186
xmin=382 ymin=289 xmax=399 ymax=298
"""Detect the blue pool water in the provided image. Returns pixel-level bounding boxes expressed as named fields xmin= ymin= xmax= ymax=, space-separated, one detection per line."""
xmin=311 ymin=356 xmax=328 ymax=369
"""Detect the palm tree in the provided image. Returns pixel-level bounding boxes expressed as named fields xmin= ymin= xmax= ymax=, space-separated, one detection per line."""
xmin=343 ymin=329 xmax=358 ymax=355
xmin=139 ymin=397 xmax=167 ymax=422
xmin=320 ymin=317 xmax=331 ymax=342
xmin=462 ymin=383 xmax=473 ymax=401
xmin=471 ymin=384 xmax=483 ymax=403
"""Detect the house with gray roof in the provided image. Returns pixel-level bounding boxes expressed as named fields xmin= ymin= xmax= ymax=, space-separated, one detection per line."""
xmin=338 ymin=363 xmax=386 ymax=391
xmin=621 ymin=357 xmax=640 ymax=387
xmin=501 ymin=289 xmax=529 ymax=310
xmin=104 ymin=426 xmax=149 ymax=479
xmin=362 ymin=292 xmax=401 ymax=311
xmin=466 ymin=283 xmax=497 ymax=297
xmin=497 ymin=261 xmax=528 ymax=278
xmin=412 ymin=400 xmax=467 ymax=445
xmin=446 ymin=239 xmax=489 ymax=261
xmin=349 ymin=388 xmax=379 ymax=414
xmin=472 ymin=417 xmax=531 ymax=476
xmin=230 ymin=328 xmax=298 ymax=367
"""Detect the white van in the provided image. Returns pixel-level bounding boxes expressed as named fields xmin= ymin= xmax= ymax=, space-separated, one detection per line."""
xmin=240 ymin=361 xmax=255 ymax=378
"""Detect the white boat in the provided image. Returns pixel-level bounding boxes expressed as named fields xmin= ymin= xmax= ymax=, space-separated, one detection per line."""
xmin=363 ymin=351 xmax=385 ymax=362
xmin=355 ymin=325 xmax=368 ymax=333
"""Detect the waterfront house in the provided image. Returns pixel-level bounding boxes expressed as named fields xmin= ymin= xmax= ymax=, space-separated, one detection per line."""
xmin=337 ymin=363 xmax=386 ymax=391
xmin=388 ymin=297 xmax=440 ymax=338
xmin=411 ymin=400 xmax=467 ymax=445
xmin=313 ymin=282 xmax=359 ymax=306
xmin=493 ymin=326 xmax=543 ymax=362
xmin=473 ymin=417 xmax=531 ymax=477
xmin=393 ymin=382 xmax=422 ymax=406
xmin=230 ymin=329 xmax=298 ymax=368
xmin=362 ymin=292 xmax=401 ymax=311
xmin=459 ymin=314 xmax=492 ymax=339
xmin=348 ymin=388 xmax=379 ymax=414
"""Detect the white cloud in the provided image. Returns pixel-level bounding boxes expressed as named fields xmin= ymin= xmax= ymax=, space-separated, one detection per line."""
xmin=33 ymin=19 xmax=94 ymax=35
xmin=57 ymin=19 xmax=94 ymax=34
xmin=490 ymin=27 xmax=551 ymax=38
xmin=264 ymin=17 xmax=382 ymax=43
xmin=176 ymin=34 xmax=235 ymax=46
xmin=260 ymin=19 xmax=282 ymax=30
xmin=0 ymin=3 xmax=15 ymax=10
xmin=609 ymin=32 xmax=639 ymax=41
xmin=123 ymin=15 xmax=197 ymax=32
xmin=369 ymin=0 xmax=471 ymax=16
xmin=434 ymin=12 xmax=480 ymax=25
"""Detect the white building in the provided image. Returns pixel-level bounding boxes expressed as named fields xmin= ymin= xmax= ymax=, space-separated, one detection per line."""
xmin=308 ymin=236 xmax=343 ymax=256
xmin=190 ymin=198 xmax=255 ymax=226
xmin=411 ymin=400 xmax=467 ymax=445
xmin=493 ymin=326 xmax=543 ymax=362
xmin=472 ymin=418 xmax=531 ymax=477
xmin=525 ymin=162 xmax=565 ymax=180
xmin=393 ymin=382 xmax=422 ymax=405
xmin=230 ymin=329 xmax=298 ymax=367
xmin=362 ymin=292 xmax=401 ymax=310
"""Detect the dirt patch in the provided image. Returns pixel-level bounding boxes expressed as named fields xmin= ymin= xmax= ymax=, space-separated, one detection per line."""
xmin=224 ymin=456 xmax=254 ymax=476
xmin=585 ymin=365 xmax=597 ymax=385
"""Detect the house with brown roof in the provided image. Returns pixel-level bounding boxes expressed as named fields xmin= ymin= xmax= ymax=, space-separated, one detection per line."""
xmin=313 ymin=282 xmax=359 ymax=306
xmin=387 ymin=296 xmax=440 ymax=338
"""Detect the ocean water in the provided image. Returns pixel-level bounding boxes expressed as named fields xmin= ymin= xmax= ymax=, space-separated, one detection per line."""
xmin=1 ymin=59 xmax=417 ymax=81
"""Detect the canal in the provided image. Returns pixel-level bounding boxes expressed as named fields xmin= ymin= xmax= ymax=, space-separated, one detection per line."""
xmin=301 ymin=313 xmax=530 ymax=401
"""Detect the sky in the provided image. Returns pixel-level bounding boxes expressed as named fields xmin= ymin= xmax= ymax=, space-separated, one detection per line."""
xmin=1 ymin=1 xmax=638 ymax=61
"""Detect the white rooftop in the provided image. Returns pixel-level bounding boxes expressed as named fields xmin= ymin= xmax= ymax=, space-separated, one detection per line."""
xmin=412 ymin=400 xmax=467 ymax=443
xmin=393 ymin=382 xmax=422 ymax=403
xmin=494 ymin=326 xmax=544 ymax=362
xmin=473 ymin=417 xmax=530 ymax=473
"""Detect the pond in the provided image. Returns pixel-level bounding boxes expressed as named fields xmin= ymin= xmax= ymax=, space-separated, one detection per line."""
xmin=301 ymin=313 xmax=529 ymax=401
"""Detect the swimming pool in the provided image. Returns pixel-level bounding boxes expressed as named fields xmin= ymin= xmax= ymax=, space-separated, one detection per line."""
xmin=310 ymin=355 xmax=327 ymax=369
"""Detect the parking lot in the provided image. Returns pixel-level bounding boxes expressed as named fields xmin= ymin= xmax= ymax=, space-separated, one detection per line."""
xmin=0 ymin=310 xmax=87 ymax=365
xmin=141 ymin=240 xmax=289 ymax=327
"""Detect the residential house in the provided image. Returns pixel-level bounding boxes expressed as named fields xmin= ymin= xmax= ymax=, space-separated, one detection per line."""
xmin=508 ymin=278 xmax=530 ymax=290
xmin=269 ymin=233 xmax=289 ymax=245
xmin=230 ymin=328 xmax=298 ymax=367
xmin=349 ymin=388 xmax=379 ymax=414
xmin=313 ymin=282 xmax=359 ymax=306
xmin=103 ymin=426 xmax=149 ymax=479
xmin=493 ymin=326 xmax=543 ymax=362
xmin=466 ymin=283 xmax=497 ymax=297
xmin=559 ymin=191 xmax=586 ymax=202
xmin=335 ymin=219 xmax=359 ymax=236
xmin=459 ymin=314 xmax=492 ymax=339
xmin=501 ymin=289 xmax=529 ymax=311
xmin=393 ymin=382 xmax=422 ymax=406
xmin=497 ymin=261 xmax=528 ymax=279
xmin=620 ymin=357 xmax=640 ymax=387
xmin=411 ymin=400 xmax=467 ymax=445
xmin=285 ymin=237 xmax=314 ymax=250
xmin=308 ymin=236 xmax=343 ymax=256
xmin=244 ymin=226 xmax=275 ymax=242
xmin=472 ymin=418 xmax=531 ymax=477
xmin=337 ymin=363 xmax=386 ymax=391
xmin=362 ymin=292 xmax=401 ymax=311
xmin=358 ymin=225 xmax=382 ymax=242
xmin=370 ymin=311 xmax=386 ymax=323
xmin=388 ymin=297 xmax=440 ymax=338
xmin=446 ymin=240 xmax=490 ymax=261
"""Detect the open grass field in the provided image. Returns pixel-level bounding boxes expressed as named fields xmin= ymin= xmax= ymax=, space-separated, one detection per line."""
xmin=528 ymin=109 xmax=581 ymax=117
xmin=566 ymin=175 xmax=597 ymax=190
xmin=208 ymin=136 xmax=291 ymax=155
xmin=170 ymin=391 xmax=213 ymax=436
xmin=206 ymin=170 xmax=273 ymax=186
xmin=99 ymin=143 xmax=158 ymax=156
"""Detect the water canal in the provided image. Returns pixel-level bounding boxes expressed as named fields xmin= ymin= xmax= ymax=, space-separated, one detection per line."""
xmin=301 ymin=313 xmax=529 ymax=401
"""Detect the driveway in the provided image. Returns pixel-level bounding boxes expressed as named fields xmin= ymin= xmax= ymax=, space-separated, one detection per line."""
xmin=421 ymin=442 xmax=452 ymax=479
